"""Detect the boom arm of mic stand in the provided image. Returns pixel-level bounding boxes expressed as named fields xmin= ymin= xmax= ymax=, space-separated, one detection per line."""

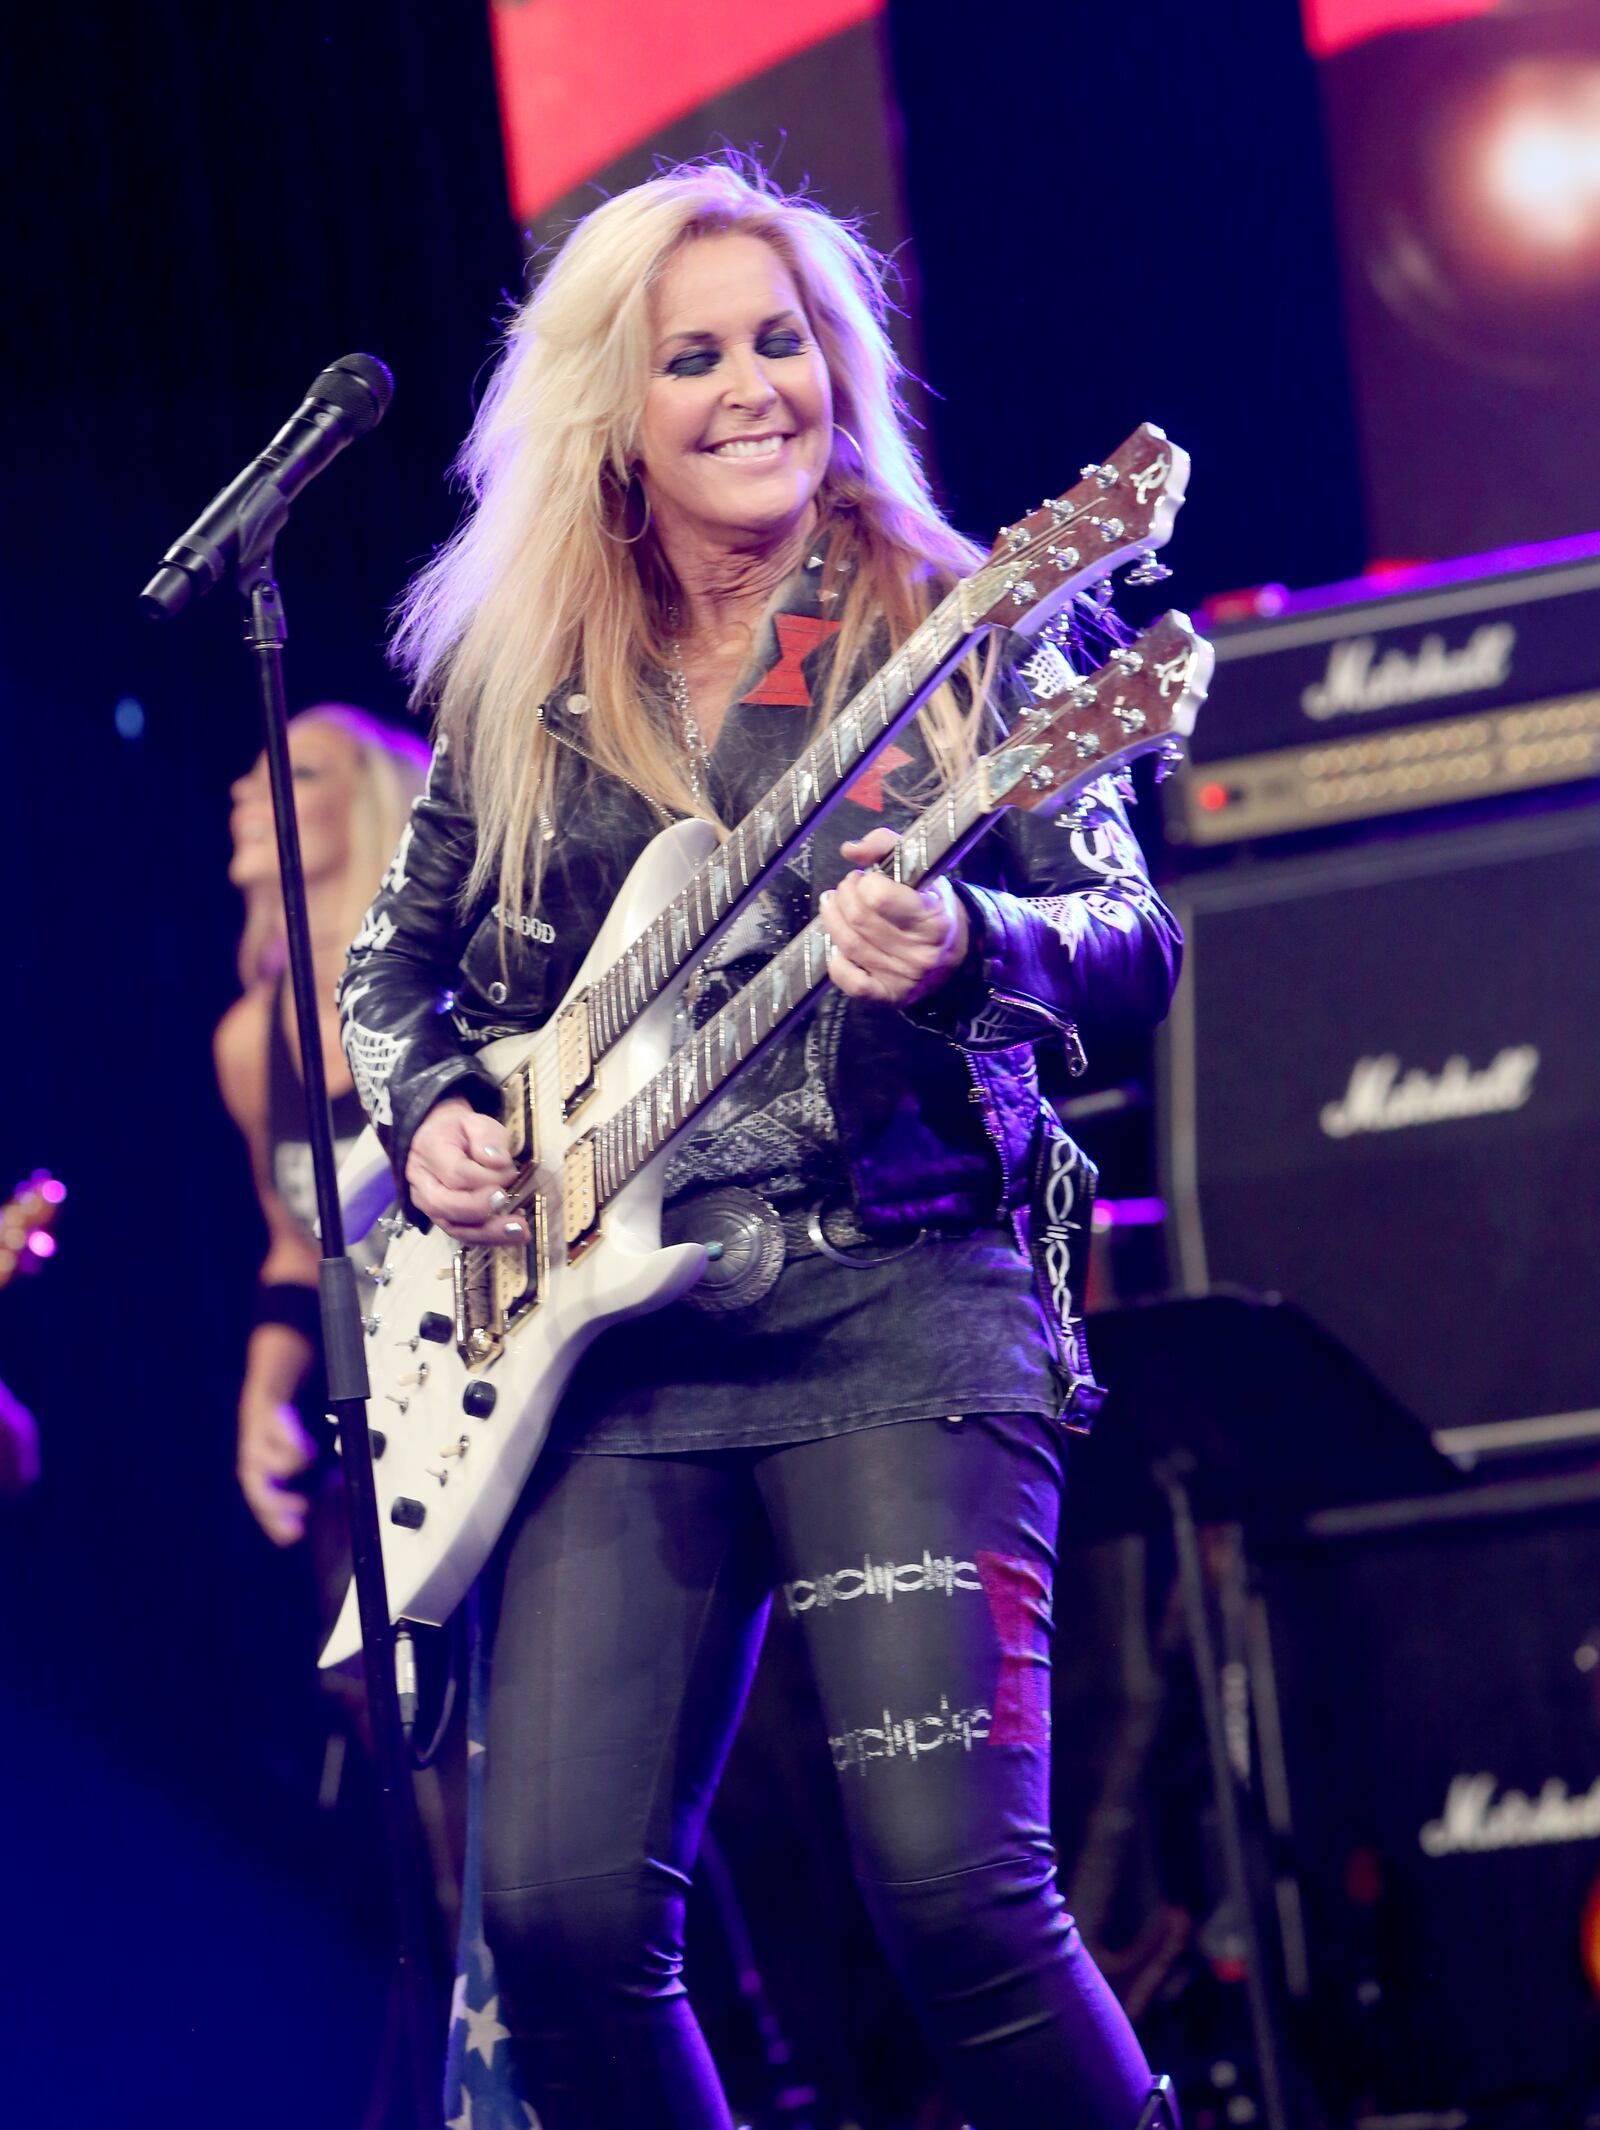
xmin=238 ymin=544 xmax=444 ymax=2130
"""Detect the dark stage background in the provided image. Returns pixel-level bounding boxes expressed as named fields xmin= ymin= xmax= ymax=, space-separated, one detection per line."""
xmin=0 ymin=4 xmax=1362 ymax=2122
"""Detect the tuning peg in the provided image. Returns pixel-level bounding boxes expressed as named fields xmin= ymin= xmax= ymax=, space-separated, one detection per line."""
xmin=1153 ymin=742 xmax=1186 ymax=784
xmin=1124 ymin=552 xmax=1172 ymax=587
xmin=1080 ymin=463 xmax=1120 ymax=490
xmin=1110 ymin=648 xmax=1145 ymax=674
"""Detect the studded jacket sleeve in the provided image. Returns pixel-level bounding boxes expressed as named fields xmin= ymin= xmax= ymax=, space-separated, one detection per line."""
xmin=904 ymin=779 xmax=1183 ymax=1060
xmin=336 ymin=734 xmax=504 ymax=1189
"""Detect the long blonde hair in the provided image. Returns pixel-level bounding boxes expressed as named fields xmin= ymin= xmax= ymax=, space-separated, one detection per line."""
xmin=236 ymin=704 xmax=431 ymax=988
xmin=392 ymin=157 xmax=994 ymax=925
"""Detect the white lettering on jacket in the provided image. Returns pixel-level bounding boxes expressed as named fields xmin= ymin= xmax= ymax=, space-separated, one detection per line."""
xmin=491 ymin=903 xmax=556 ymax=945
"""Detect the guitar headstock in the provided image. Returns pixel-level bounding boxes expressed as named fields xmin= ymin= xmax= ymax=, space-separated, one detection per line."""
xmin=968 ymin=423 xmax=1189 ymax=638
xmin=0 ymin=1171 xmax=65 ymax=1291
xmin=982 ymin=611 xmax=1213 ymax=817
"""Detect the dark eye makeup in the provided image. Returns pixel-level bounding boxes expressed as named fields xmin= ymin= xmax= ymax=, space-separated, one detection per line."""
xmin=659 ymin=328 xmax=810 ymax=378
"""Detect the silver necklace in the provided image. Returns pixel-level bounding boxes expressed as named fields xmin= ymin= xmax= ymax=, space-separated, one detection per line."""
xmin=665 ymin=611 xmax=711 ymax=805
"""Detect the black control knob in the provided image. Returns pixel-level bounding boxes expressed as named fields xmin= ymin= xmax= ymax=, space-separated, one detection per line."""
xmin=390 ymin=1496 xmax=426 ymax=1529
xmin=368 ymin=1428 xmax=387 ymax=1460
xmin=418 ymin=1313 xmax=453 ymax=1344
xmin=463 ymin=1381 xmax=498 ymax=1419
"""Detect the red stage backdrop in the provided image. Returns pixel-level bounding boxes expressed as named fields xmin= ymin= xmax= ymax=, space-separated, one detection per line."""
xmin=1305 ymin=0 xmax=1600 ymax=559
xmin=488 ymin=0 xmax=909 ymax=311
xmin=1302 ymin=0 xmax=1497 ymax=59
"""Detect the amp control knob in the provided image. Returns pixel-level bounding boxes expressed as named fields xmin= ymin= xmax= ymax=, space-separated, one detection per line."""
xmin=463 ymin=1381 xmax=498 ymax=1419
xmin=390 ymin=1496 xmax=426 ymax=1529
xmin=417 ymin=1313 xmax=453 ymax=1344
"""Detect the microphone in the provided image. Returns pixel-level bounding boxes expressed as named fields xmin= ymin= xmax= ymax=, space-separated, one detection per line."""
xmin=140 ymin=353 xmax=394 ymax=619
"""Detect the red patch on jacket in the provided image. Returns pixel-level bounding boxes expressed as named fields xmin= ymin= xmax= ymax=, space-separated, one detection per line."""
xmin=743 ymin=613 xmax=841 ymax=708
xmin=845 ymin=742 xmax=913 ymax=814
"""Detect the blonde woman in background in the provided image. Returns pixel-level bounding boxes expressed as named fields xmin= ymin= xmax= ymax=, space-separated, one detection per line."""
xmin=216 ymin=703 xmax=429 ymax=1544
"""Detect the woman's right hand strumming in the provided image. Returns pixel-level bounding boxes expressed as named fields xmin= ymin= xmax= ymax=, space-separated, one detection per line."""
xmin=406 ymin=1097 xmax=520 ymax=1245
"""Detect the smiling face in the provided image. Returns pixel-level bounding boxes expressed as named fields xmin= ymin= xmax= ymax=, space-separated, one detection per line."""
xmin=634 ymin=230 xmax=834 ymax=564
xmin=228 ymin=717 xmax=363 ymax=892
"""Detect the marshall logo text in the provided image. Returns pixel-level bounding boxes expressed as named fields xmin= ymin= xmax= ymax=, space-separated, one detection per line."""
xmin=1420 ymin=1772 xmax=1600 ymax=1857
xmin=1319 ymin=1046 xmax=1540 ymax=1138
xmin=1300 ymin=622 xmax=1515 ymax=721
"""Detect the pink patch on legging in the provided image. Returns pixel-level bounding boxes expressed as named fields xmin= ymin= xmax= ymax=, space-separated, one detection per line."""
xmin=975 ymin=1551 xmax=1050 ymax=1747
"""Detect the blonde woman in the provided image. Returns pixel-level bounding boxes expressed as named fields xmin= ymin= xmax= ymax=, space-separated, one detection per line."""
xmin=342 ymin=162 xmax=1183 ymax=2129
xmin=217 ymin=704 xmax=429 ymax=1544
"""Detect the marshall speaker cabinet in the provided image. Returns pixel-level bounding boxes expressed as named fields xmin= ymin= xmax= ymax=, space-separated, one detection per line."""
xmin=1160 ymin=803 xmax=1600 ymax=1444
xmin=1259 ymin=1479 xmax=1600 ymax=2115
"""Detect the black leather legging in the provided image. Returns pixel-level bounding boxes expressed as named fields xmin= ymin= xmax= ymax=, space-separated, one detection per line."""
xmin=481 ymin=1414 xmax=1153 ymax=2130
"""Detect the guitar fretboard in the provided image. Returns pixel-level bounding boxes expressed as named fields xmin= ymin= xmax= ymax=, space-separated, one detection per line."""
xmin=590 ymin=763 xmax=996 ymax=1205
xmin=579 ymin=580 xmax=987 ymax=1059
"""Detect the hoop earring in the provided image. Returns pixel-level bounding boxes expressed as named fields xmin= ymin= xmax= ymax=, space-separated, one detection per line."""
xmin=831 ymin=423 xmax=864 ymax=472
xmin=601 ymin=475 xmax=653 ymax=545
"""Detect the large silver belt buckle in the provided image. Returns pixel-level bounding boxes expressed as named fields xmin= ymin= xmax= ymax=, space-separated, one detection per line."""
xmin=666 ymin=1187 xmax=787 ymax=1314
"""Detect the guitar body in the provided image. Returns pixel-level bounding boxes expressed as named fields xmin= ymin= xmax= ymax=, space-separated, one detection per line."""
xmin=321 ymin=817 xmax=718 ymax=1667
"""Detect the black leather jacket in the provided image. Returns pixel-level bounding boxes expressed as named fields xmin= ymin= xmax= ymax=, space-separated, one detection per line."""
xmin=337 ymin=560 xmax=1182 ymax=1411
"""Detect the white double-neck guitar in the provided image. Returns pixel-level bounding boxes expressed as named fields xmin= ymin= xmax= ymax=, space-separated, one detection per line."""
xmin=321 ymin=585 xmax=1210 ymax=1666
xmin=338 ymin=422 xmax=1186 ymax=1257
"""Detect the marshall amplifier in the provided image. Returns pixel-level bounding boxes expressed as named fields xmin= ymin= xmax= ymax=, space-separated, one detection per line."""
xmin=1169 ymin=530 xmax=1600 ymax=844
xmin=1258 ymin=1478 xmax=1600 ymax=2116
xmin=1161 ymin=803 xmax=1600 ymax=1442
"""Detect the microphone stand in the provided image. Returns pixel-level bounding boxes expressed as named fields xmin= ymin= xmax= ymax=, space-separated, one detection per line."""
xmin=239 ymin=532 xmax=444 ymax=2130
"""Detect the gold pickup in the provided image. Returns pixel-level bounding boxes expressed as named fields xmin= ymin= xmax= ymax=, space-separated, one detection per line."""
xmin=562 ymin=1136 xmax=601 ymax=1259
xmin=556 ymin=997 xmax=595 ymax=1119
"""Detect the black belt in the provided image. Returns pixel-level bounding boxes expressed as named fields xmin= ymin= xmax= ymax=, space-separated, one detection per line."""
xmin=662 ymin=1186 xmax=985 ymax=1314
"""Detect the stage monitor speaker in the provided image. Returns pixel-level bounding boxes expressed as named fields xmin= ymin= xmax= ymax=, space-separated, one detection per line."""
xmin=1161 ymin=804 xmax=1600 ymax=1443
xmin=1260 ymin=1483 xmax=1600 ymax=2116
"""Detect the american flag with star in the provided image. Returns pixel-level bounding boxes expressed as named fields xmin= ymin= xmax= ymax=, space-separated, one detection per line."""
xmin=441 ymin=1591 xmax=540 ymax=2130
